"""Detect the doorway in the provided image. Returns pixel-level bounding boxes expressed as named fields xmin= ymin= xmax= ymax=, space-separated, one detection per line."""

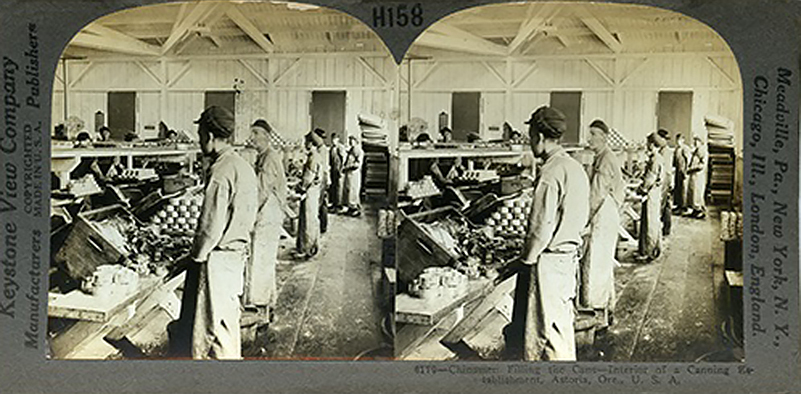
xmin=657 ymin=91 xmax=693 ymax=142
xmin=451 ymin=92 xmax=480 ymax=142
xmin=311 ymin=91 xmax=346 ymax=144
xmin=204 ymin=91 xmax=236 ymax=119
xmin=107 ymin=91 xmax=136 ymax=140
xmin=549 ymin=91 xmax=582 ymax=145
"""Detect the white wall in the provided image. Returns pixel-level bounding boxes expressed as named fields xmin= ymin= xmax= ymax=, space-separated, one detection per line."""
xmin=406 ymin=53 xmax=742 ymax=149
xmin=53 ymin=52 xmax=742 ymax=150
xmin=52 ymin=55 xmax=397 ymax=144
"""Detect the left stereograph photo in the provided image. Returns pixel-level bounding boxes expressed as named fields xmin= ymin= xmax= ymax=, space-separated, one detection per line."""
xmin=47 ymin=1 xmax=396 ymax=360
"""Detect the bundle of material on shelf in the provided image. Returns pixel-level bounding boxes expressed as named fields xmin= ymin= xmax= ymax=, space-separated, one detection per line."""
xmin=705 ymin=114 xmax=735 ymax=148
xmin=359 ymin=113 xmax=388 ymax=145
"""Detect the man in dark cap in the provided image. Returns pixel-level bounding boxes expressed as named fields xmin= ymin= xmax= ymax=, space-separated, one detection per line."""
xmin=579 ymin=119 xmax=624 ymax=326
xmin=180 ymin=106 xmax=258 ymax=359
xmin=636 ymin=132 xmax=666 ymax=261
xmin=507 ymin=106 xmax=590 ymax=361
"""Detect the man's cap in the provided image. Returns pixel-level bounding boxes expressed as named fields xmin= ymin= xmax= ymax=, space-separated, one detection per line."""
xmin=657 ymin=128 xmax=670 ymax=140
xmin=589 ymin=119 xmax=609 ymax=135
xmin=524 ymin=106 xmax=567 ymax=139
xmin=647 ymin=132 xmax=667 ymax=148
xmin=251 ymin=119 xmax=273 ymax=133
xmin=306 ymin=130 xmax=324 ymax=147
xmin=313 ymin=128 xmax=326 ymax=138
xmin=195 ymin=106 xmax=234 ymax=138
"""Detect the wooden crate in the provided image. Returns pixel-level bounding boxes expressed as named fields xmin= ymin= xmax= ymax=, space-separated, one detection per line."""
xmin=396 ymin=206 xmax=464 ymax=286
xmin=54 ymin=204 xmax=138 ymax=280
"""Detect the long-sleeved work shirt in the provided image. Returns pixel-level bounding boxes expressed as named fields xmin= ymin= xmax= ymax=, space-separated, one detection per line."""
xmin=673 ymin=142 xmax=691 ymax=175
xmin=590 ymin=146 xmax=625 ymax=217
xmin=191 ymin=147 xmax=258 ymax=262
xmin=301 ymin=148 xmax=323 ymax=191
xmin=344 ymin=144 xmax=363 ymax=173
xmin=640 ymin=149 xmax=664 ymax=194
xmin=330 ymin=142 xmax=346 ymax=175
xmin=255 ymin=148 xmax=288 ymax=212
xmin=523 ymin=146 xmax=590 ymax=263
xmin=688 ymin=144 xmax=707 ymax=173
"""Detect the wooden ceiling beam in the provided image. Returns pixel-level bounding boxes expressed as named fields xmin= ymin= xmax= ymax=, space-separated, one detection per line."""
xmin=71 ymin=30 xmax=160 ymax=56
xmin=161 ymin=2 xmax=219 ymax=55
xmin=414 ymin=31 xmax=506 ymax=57
xmin=577 ymin=7 xmax=623 ymax=53
xmin=79 ymin=24 xmax=162 ymax=56
xmin=427 ymin=23 xmax=508 ymax=56
xmin=226 ymin=5 xmax=275 ymax=53
xmin=507 ymin=3 xmax=561 ymax=55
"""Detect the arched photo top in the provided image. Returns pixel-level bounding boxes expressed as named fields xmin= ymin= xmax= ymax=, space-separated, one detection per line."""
xmin=53 ymin=1 xmax=397 ymax=146
xmin=401 ymin=1 xmax=743 ymax=152
xmin=62 ymin=1 xmax=390 ymax=58
xmin=407 ymin=2 xmax=735 ymax=58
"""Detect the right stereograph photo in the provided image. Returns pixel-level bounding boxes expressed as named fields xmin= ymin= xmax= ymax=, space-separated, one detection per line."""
xmin=392 ymin=2 xmax=744 ymax=362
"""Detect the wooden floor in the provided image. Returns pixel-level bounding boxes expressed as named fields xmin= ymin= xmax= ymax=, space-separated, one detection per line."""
xmin=395 ymin=207 xmax=741 ymax=362
xmin=246 ymin=199 xmax=391 ymax=360
xmin=586 ymin=207 xmax=740 ymax=362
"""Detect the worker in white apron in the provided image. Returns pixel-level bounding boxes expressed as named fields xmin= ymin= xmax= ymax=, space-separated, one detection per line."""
xmin=580 ymin=119 xmax=624 ymax=320
xmin=637 ymin=132 xmax=666 ymax=261
xmin=244 ymin=119 xmax=289 ymax=318
xmin=343 ymin=135 xmax=363 ymax=217
xmin=686 ymin=135 xmax=708 ymax=219
xmin=295 ymin=131 xmax=323 ymax=259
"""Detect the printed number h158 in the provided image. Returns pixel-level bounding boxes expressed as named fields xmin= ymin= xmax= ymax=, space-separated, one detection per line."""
xmin=373 ymin=4 xmax=423 ymax=28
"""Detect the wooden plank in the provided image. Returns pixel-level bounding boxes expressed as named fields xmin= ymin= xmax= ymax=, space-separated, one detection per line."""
xmin=441 ymin=274 xmax=516 ymax=346
xmin=105 ymin=273 xmax=185 ymax=341
xmin=48 ymin=276 xmax=161 ymax=322
xmin=396 ymin=312 xmax=460 ymax=360
xmin=415 ymin=32 xmax=505 ymax=57
xmin=395 ymin=278 xmax=490 ymax=325
xmin=71 ymin=32 xmax=159 ymax=57
xmin=461 ymin=307 xmax=510 ymax=359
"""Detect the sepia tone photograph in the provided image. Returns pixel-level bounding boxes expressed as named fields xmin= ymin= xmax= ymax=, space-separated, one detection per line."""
xmin=47 ymin=0 xmax=397 ymax=360
xmin=392 ymin=2 xmax=744 ymax=363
